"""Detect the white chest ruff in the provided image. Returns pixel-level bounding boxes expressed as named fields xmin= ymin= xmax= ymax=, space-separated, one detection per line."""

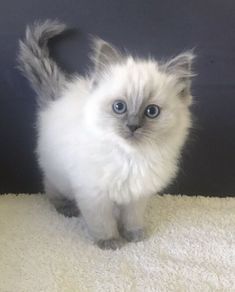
xmin=91 ymin=147 xmax=177 ymax=205
xmin=37 ymin=105 xmax=180 ymax=205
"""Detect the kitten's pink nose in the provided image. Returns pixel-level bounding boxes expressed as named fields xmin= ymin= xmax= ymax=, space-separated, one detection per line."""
xmin=127 ymin=124 xmax=141 ymax=132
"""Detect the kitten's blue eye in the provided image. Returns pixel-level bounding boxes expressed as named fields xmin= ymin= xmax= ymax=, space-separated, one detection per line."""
xmin=145 ymin=104 xmax=160 ymax=119
xmin=112 ymin=100 xmax=127 ymax=114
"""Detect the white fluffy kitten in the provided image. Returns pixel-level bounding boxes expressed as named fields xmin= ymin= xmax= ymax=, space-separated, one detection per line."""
xmin=18 ymin=20 xmax=195 ymax=249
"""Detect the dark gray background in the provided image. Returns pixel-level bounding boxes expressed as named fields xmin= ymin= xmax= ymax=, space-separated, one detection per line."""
xmin=0 ymin=0 xmax=235 ymax=196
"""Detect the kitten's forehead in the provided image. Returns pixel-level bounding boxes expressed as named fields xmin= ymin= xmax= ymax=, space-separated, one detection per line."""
xmin=111 ymin=59 xmax=162 ymax=110
xmin=124 ymin=58 xmax=158 ymax=94
xmin=97 ymin=57 xmax=178 ymax=113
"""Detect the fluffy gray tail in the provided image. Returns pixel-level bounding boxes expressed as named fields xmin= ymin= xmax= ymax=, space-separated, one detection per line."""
xmin=17 ymin=20 xmax=68 ymax=107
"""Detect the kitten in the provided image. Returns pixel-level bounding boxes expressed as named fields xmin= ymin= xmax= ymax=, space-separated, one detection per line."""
xmin=17 ymin=20 xmax=195 ymax=249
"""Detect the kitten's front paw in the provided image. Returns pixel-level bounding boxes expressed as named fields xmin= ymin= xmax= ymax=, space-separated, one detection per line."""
xmin=97 ymin=239 xmax=122 ymax=250
xmin=120 ymin=228 xmax=145 ymax=242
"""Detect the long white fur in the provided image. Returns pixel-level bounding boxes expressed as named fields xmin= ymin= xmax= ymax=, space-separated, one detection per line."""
xmin=38 ymin=65 xmax=191 ymax=200
xmin=18 ymin=21 xmax=194 ymax=247
xmin=37 ymin=60 xmax=192 ymax=243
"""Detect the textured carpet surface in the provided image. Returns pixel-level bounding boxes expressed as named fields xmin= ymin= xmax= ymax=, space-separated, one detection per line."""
xmin=0 ymin=194 xmax=234 ymax=292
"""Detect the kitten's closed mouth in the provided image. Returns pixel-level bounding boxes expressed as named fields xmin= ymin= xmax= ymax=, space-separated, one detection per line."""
xmin=125 ymin=130 xmax=141 ymax=141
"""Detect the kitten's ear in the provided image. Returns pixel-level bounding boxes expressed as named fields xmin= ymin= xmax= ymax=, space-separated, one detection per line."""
xmin=164 ymin=51 xmax=196 ymax=104
xmin=90 ymin=37 xmax=122 ymax=74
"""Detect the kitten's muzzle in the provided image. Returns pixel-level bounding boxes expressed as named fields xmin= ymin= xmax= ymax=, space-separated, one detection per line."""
xmin=127 ymin=124 xmax=141 ymax=132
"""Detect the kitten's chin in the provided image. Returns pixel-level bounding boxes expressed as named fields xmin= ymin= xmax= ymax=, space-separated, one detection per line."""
xmin=123 ymin=131 xmax=142 ymax=144
xmin=113 ymin=129 xmax=144 ymax=150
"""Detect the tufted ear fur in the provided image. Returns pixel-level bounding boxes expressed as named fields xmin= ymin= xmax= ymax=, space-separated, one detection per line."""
xmin=90 ymin=37 xmax=122 ymax=75
xmin=163 ymin=51 xmax=196 ymax=104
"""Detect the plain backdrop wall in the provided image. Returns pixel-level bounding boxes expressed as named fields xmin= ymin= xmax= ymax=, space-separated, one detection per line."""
xmin=0 ymin=0 xmax=235 ymax=196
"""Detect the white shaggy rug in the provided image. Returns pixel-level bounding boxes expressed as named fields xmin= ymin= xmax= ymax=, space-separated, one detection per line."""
xmin=0 ymin=194 xmax=234 ymax=291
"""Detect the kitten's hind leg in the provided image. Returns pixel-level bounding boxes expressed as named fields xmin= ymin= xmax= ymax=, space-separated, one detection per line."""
xmin=51 ymin=197 xmax=80 ymax=217
xmin=45 ymin=180 xmax=79 ymax=217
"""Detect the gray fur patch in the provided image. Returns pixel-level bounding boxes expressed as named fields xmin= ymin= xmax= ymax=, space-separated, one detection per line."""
xmin=17 ymin=20 xmax=68 ymax=108
xmin=90 ymin=37 xmax=122 ymax=72
xmin=97 ymin=238 xmax=122 ymax=250
xmin=162 ymin=51 xmax=196 ymax=100
xmin=50 ymin=197 xmax=80 ymax=217
xmin=89 ymin=37 xmax=123 ymax=86
xmin=119 ymin=227 xmax=145 ymax=242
